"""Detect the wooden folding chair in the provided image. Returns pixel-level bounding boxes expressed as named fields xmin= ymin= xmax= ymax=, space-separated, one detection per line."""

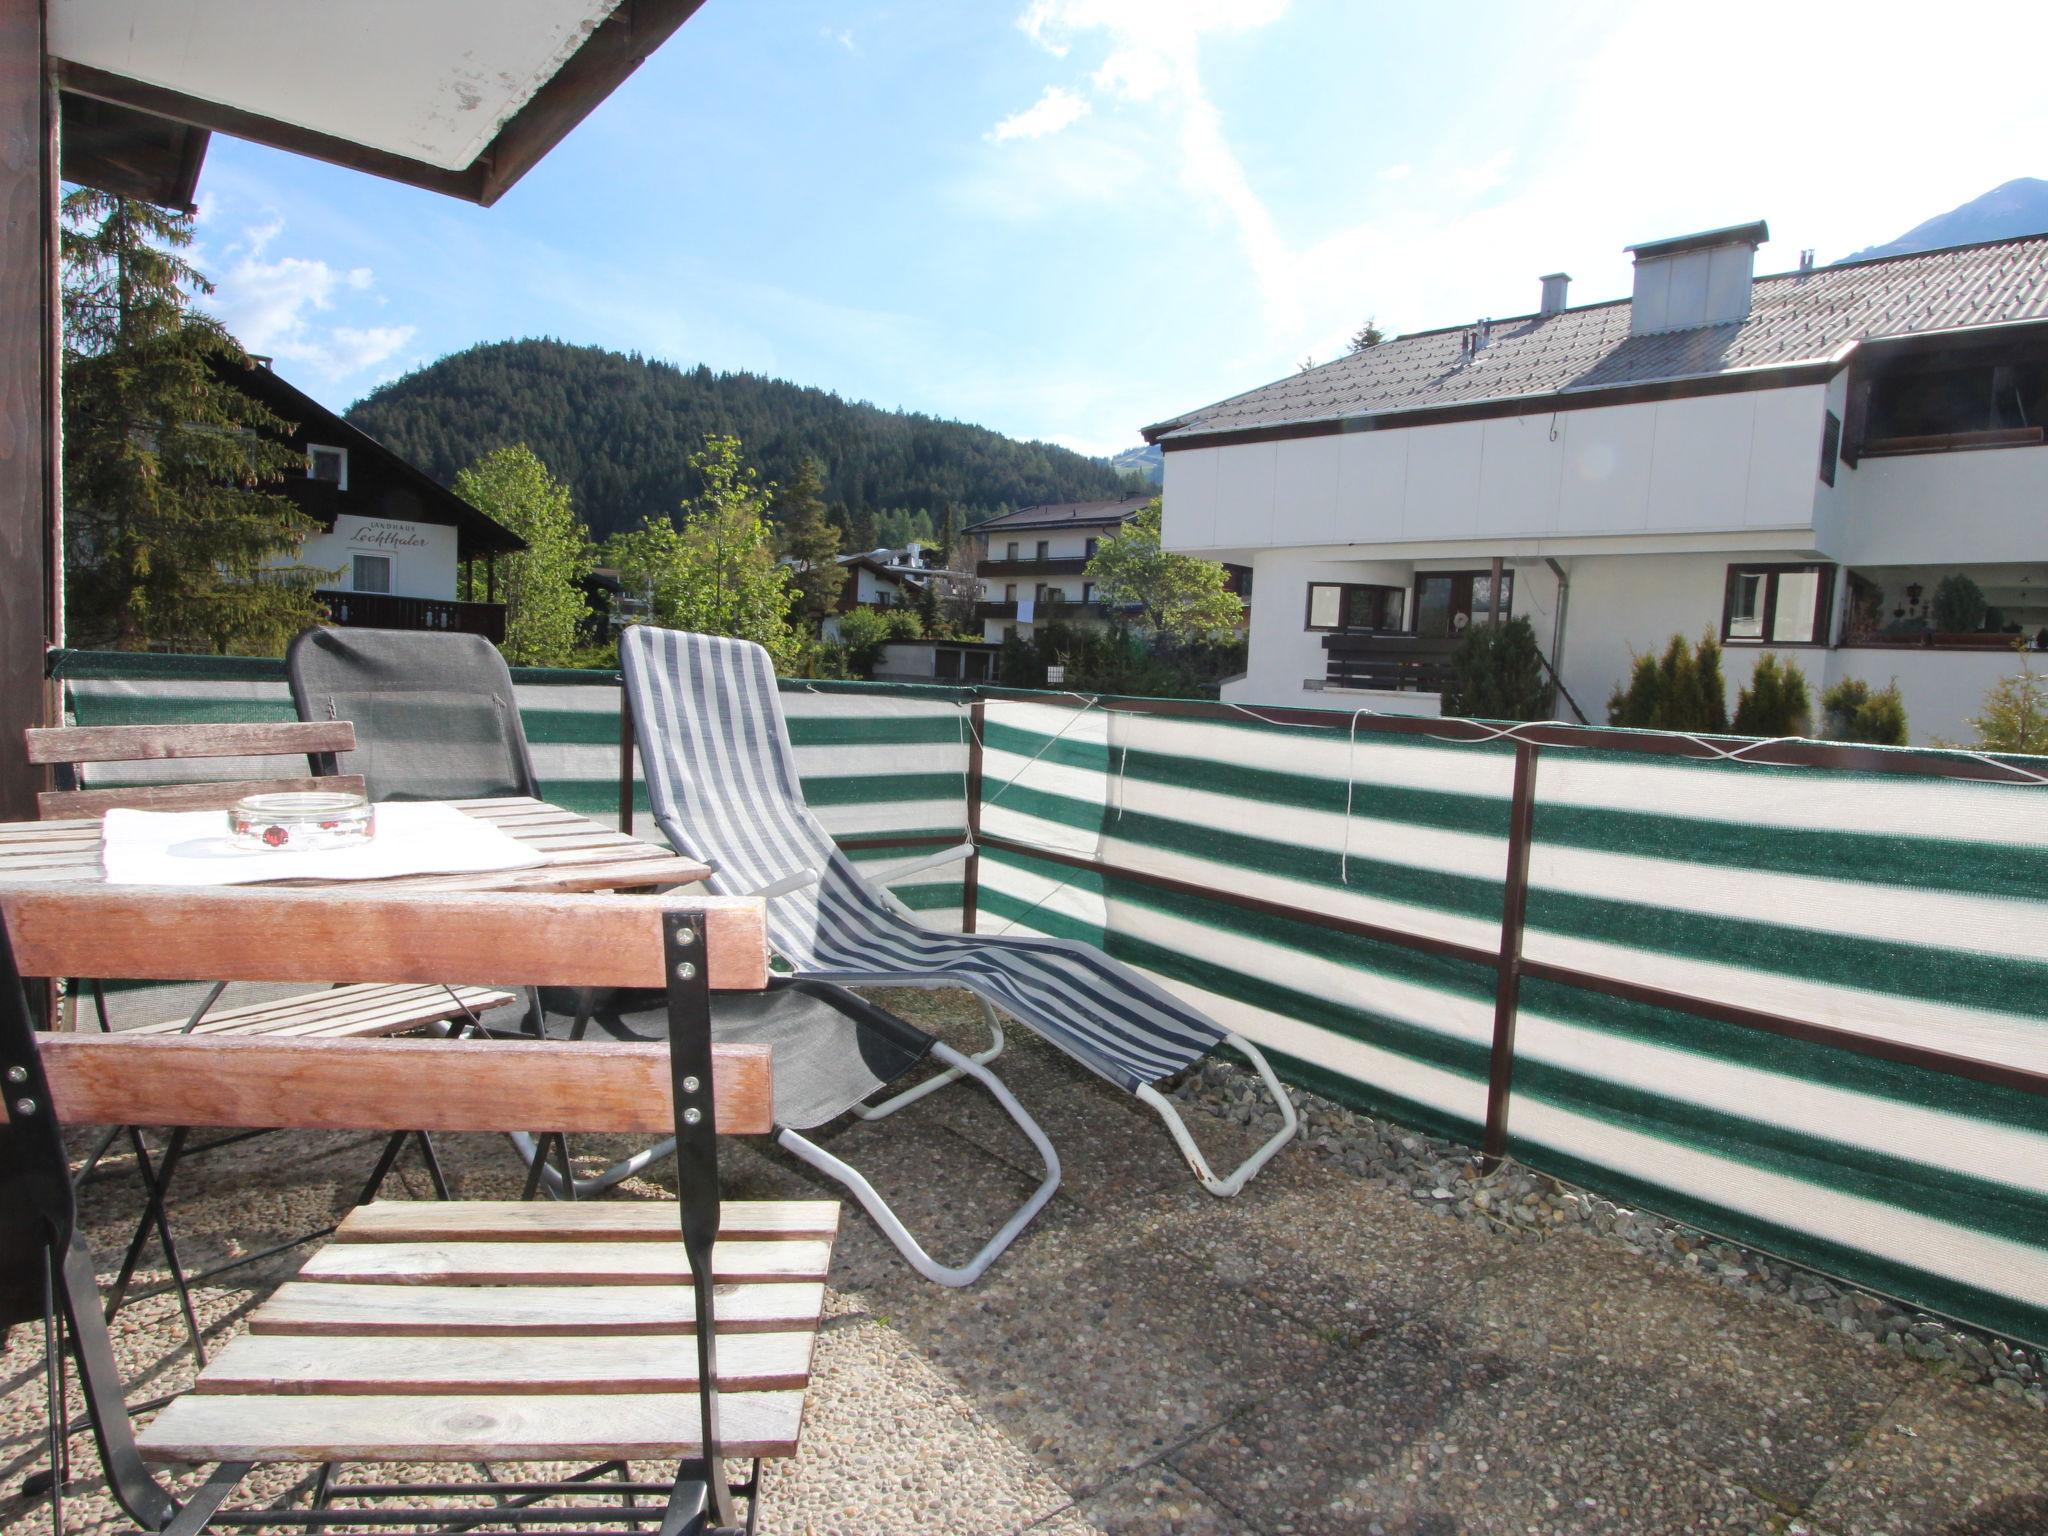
xmin=24 ymin=721 xmax=518 ymax=1362
xmin=1 ymin=884 xmax=833 ymax=1536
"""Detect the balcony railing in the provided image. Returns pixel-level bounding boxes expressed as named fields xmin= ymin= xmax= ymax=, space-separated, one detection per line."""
xmin=317 ymin=589 xmax=507 ymax=643
xmin=1319 ymin=630 xmax=1458 ymax=691
xmin=44 ymin=645 xmax=2048 ymax=1352
xmin=977 ymin=556 xmax=1090 ymax=578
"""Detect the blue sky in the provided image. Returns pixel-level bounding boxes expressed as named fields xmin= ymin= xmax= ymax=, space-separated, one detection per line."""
xmin=189 ymin=0 xmax=2048 ymax=459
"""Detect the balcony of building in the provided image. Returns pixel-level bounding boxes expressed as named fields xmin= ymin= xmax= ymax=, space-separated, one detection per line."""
xmin=316 ymin=589 xmax=508 ymax=643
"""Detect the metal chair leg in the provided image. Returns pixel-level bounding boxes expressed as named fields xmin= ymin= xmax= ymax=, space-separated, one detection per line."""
xmin=777 ymin=1041 xmax=1060 ymax=1286
xmin=850 ymin=997 xmax=1005 ymax=1120
xmin=1136 ymin=1033 xmax=1298 ymax=1197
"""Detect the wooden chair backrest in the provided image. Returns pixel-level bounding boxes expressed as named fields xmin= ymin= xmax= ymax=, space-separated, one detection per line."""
xmin=24 ymin=721 xmax=363 ymax=818
xmin=0 ymin=886 xmax=772 ymax=1139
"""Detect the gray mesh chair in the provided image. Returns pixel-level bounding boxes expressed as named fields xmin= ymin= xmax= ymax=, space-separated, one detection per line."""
xmin=286 ymin=626 xmax=540 ymax=802
xmin=621 ymin=625 xmax=1299 ymax=1198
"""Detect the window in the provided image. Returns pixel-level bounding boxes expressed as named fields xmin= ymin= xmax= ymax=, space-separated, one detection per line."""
xmin=1085 ymin=537 xmax=1099 ymax=558
xmin=1414 ymin=570 xmax=1510 ymax=637
xmin=1306 ymin=581 xmax=1405 ymax=632
xmin=351 ymin=554 xmax=391 ymax=594
xmin=307 ymin=445 xmax=348 ymax=488
xmin=1819 ymin=411 xmax=1841 ymax=487
xmin=1723 ymin=563 xmax=1832 ymax=645
xmin=1035 ymin=540 xmax=1050 ymax=560
xmin=1082 ymin=582 xmax=1096 ymax=604
xmin=1003 ymin=583 xmax=1016 ymax=601
xmin=1006 ymin=541 xmax=1019 ymax=560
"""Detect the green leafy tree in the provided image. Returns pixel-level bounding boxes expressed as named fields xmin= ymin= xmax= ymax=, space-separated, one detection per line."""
xmin=1956 ymin=647 xmax=2047 ymax=752
xmin=834 ymin=606 xmax=894 ymax=677
xmin=1821 ymin=677 xmax=1909 ymax=745
xmin=451 ymin=445 xmax=590 ymax=666
xmin=1607 ymin=631 xmax=1730 ymax=732
xmin=1084 ymin=499 xmax=1242 ymax=640
xmin=61 ymin=189 xmax=328 ymax=653
xmin=772 ymin=455 xmax=846 ymax=628
xmin=1441 ymin=616 xmax=1552 ymax=721
xmin=1732 ymin=654 xmax=1812 ymax=736
xmin=608 ymin=434 xmax=797 ymax=668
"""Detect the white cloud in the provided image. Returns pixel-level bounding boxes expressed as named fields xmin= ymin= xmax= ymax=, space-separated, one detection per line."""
xmin=1379 ymin=163 xmax=1413 ymax=182
xmin=197 ymin=216 xmax=416 ymax=385
xmin=989 ymin=85 xmax=1092 ymax=142
xmin=821 ymin=26 xmax=858 ymax=55
xmin=1009 ymin=0 xmax=1300 ymax=322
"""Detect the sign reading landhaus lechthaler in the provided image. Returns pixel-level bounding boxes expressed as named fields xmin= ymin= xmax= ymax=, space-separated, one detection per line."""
xmin=346 ymin=520 xmax=430 ymax=551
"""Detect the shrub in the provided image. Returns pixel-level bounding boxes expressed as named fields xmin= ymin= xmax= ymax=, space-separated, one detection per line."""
xmin=1820 ymin=677 xmax=1909 ymax=745
xmin=1732 ymin=654 xmax=1811 ymax=736
xmin=1441 ymin=617 xmax=1552 ymax=721
xmin=1960 ymin=645 xmax=2048 ymax=754
xmin=1608 ymin=631 xmax=1729 ymax=732
xmin=1931 ymin=573 xmax=1988 ymax=635
xmin=881 ymin=607 xmax=924 ymax=641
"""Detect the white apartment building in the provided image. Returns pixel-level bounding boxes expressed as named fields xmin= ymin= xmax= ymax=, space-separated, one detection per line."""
xmin=1146 ymin=222 xmax=2048 ymax=743
xmin=962 ymin=497 xmax=1152 ymax=644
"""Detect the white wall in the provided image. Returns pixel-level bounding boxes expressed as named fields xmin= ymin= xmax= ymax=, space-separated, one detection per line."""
xmin=293 ymin=513 xmax=458 ymax=600
xmin=1822 ymin=647 xmax=2025 ymax=746
xmin=1826 ymin=445 xmax=2048 ymax=566
xmin=1162 ymin=385 xmax=1831 ymax=555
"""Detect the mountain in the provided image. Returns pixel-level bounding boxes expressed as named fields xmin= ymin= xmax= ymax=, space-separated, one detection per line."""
xmin=346 ymin=339 xmax=1144 ymax=541
xmin=1840 ymin=178 xmax=2048 ymax=263
xmin=1110 ymin=443 xmax=1163 ymax=486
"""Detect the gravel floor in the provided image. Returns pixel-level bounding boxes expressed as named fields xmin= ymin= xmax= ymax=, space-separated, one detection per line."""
xmin=3 ymin=983 xmax=2045 ymax=1535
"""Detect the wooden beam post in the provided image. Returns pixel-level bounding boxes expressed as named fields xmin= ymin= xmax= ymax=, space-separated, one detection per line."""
xmin=1481 ymin=740 xmax=1538 ymax=1166
xmin=1487 ymin=555 xmax=1504 ymax=627
xmin=0 ymin=0 xmax=55 ymax=823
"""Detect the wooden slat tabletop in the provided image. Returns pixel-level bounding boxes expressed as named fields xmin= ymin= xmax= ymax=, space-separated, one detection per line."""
xmin=0 ymin=797 xmax=710 ymax=895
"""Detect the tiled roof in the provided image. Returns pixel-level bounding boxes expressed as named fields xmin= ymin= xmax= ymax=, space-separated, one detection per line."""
xmin=964 ymin=496 xmax=1154 ymax=533
xmin=1147 ymin=235 xmax=2048 ymax=443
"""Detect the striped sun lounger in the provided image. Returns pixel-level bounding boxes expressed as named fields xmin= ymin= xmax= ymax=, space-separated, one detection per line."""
xmin=621 ymin=625 xmax=1299 ymax=1196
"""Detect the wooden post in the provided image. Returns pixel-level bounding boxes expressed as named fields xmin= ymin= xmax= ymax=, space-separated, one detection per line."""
xmin=1486 ymin=554 xmax=1504 ymax=627
xmin=1481 ymin=740 xmax=1538 ymax=1165
xmin=0 ymin=1 xmax=53 ymax=824
xmin=961 ymin=697 xmax=984 ymax=933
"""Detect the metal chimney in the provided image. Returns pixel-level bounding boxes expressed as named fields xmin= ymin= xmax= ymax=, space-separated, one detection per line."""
xmin=1539 ymin=273 xmax=1570 ymax=314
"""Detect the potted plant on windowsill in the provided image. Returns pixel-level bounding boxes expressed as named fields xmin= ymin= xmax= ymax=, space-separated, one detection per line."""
xmin=1927 ymin=573 xmax=2010 ymax=648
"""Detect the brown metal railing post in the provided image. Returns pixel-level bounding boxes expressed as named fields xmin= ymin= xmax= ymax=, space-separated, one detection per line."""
xmin=962 ymin=696 xmax=985 ymax=933
xmin=1483 ymin=740 xmax=1539 ymax=1165
xmin=618 ymin=682 xmax=636 ymax=835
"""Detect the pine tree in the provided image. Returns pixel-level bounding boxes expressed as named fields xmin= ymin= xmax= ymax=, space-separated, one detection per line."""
xmin=61 ymin=189 xmax=327 ymax=653
xmin=451 ymin=445 xmax=590 ymax=666
xmin=1349 ymin=317 xmax=1386 ymax=352
xmin=772 ymin=455 xmax=845 ymax=628
xmin=608 ymin=435 xmax=798 ymax=668
xmin=1733 ymin=654 xmax=1812 ymax=736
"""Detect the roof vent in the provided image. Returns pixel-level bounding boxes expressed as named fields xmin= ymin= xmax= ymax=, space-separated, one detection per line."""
xmin=1625 ymin=219 xmax=1768 ymax=335
xmin=1798 ymin=248 xmax=1815 ymax=274
xmin=1459 ymin=317 xmax=1493 ymax=364
xmin=1539 ymin=273 xmax=1570 ymax=315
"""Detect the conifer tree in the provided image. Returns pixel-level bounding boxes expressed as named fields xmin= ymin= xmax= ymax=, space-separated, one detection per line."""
xmin=452 ymin=445 xmax=590 ymax=666
xmin=772 ymin=455 xmax=846 ymax=627
xmin=608 ymin=435 xmax=797 ymax=667
xmin=1959 ymin=646 xmax=2046 ymax=753
xmin=61 ymin=189 xmax=327 ymax=653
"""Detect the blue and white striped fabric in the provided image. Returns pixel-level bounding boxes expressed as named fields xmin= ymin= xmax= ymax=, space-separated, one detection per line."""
xmin=621 ymin=626 xmax=1225 ymax=1092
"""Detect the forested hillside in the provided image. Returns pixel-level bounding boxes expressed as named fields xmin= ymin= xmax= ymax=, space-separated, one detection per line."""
xmin=346 ymin=339 xmax=1140 ymax=540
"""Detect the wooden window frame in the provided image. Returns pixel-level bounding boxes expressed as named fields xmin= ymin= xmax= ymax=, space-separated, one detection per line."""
xmin=1722 ymin=562 xmax=1834 ymax=647
xmin=1305 ymin=581 xmax=1405 ymax=633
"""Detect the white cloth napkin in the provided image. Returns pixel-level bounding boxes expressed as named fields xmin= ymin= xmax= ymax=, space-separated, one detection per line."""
xmin=100 ymin=802 xmax=551 ymax=887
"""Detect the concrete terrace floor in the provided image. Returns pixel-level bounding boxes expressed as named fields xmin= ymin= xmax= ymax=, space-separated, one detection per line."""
xmin=3 ymin=987 xmax=2045 ymax=1536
